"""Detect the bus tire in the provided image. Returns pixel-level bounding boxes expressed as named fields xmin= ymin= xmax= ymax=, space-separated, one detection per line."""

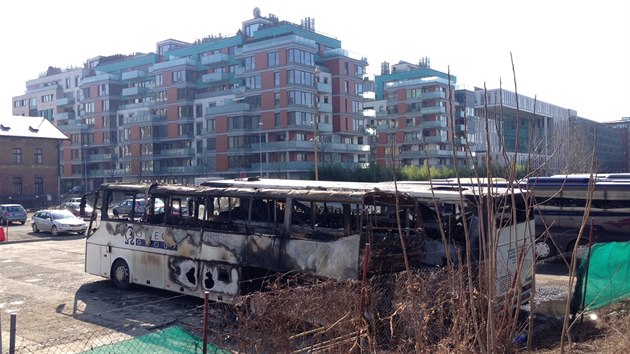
xmin=112 ymin=259 xmax=131 ymax=290
xmin=535 ymin=238 xmax=556 ymax=261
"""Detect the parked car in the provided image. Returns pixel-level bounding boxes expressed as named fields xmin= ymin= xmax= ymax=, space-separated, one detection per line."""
xmin=60 ymin=201 xmax=94 ymax=218
xmin=0 ymin=204 xmax=27 ymax=225
xmin=31 ymin=210 xmax=88 ymax=236
xmin=112 ymin=198 xmax=163 ymax=216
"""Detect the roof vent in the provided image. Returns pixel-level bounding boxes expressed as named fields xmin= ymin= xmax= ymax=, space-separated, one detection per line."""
xmin=29 ymin=126 xmax=40 ymax=132
xmin=0 ymin=124 xmax=10 ymax=131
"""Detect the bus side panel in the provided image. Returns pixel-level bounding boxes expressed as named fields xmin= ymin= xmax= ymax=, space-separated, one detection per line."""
xmin=133 ymin=251 xmax=166 ymax=289
xmin=495 ymin=220 xmax=535 ymax=301
xmin=280 ymin=234 xmax=361 ymax=280
xmin=86 ymin=243 xmax=110 ymax=278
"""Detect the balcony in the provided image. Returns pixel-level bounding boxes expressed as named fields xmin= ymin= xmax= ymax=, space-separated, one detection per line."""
xmin=317 ymin=123 xmax=333 ymax=133
xmin=80 ymin=73 xmax=120 ymax=85
xmin=202 ymin=72 xmax=231 ymax=83
xmin=122 ymin=114 xmax=165 ymax=125
xmin=260 ymin=141 xmax=314 ymax=151
xmin=201 ymin=53 xmax=230 ymax=66
xmin=205 ymin=103 xmax=250 ymax=115
xmin=317 ymin=82 xmax=332 ymax=93
xmin=423 ymin=136 xmax=448 ymax=143
xmin=149 ymin=58 xmax=197 ymax=72
xmin=422 ymin=120 xmax=447 ymax=129
xmin=89 ymin=153 xmax=118 ymax=161
xmin=156 ymin=166 xmax=204 ymax=174
xmin=55 ymin=112 xmax=75 ymax=120
xmin=156 ymin=148 xmax=195 ymax=157
xmin=317 ymin=102 xmax=332 ymax=113
xmin=56 ymin=97 xmax=74 ymax=106
xmin=121 ymin=70 xmax=147 ymax=80
xmin=420 ymin=91 xmax=446 ymax=100
xmin=421 ymin=106 xmax=446 ymax=115
xmin=122 ymin=86 xmax=149 ymax=96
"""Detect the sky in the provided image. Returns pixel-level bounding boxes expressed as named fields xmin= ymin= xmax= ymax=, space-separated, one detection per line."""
xmin=1 ymin=0 xmax=628 ymax=122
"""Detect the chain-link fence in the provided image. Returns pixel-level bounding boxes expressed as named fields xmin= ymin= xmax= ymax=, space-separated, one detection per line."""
xmin=2 ymin=266 xmax=533 ymax=353
xmin=1 ymin=293 xmax=234 ymax=354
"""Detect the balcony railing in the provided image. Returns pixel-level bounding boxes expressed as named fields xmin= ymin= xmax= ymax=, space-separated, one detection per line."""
xmin=317 ymin=82 xmax=332 ymax=93
xmin=202 ymin=72 xmax=231 ymax=83
xmin=56 ymin=97 xmax=74 ymax=106
xmin=201 ymin=53 xmax=230 ymax=66
xmin=205 ymin=103 xmax=250 ymax=115
xmin=421 ymin=106 xmax=447 ymax=115
xmin=422 ymin=120 xmax=447 ymax=129
xmin=122 ymin=86 xmax=149 ymax=96
xmin=420 ymin=91 xmax=446 ymax=100
xmin=121 ymin=70 xmax=147 ymax=80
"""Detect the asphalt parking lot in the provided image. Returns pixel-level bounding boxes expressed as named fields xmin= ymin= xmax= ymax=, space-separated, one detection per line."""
xmin=0 ymin=215 xmax=573 ymax=352
xmin=0 ymin=221 xmax=208 ymax=353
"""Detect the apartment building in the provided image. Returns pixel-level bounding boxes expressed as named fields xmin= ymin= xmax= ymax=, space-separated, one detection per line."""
xmin=368 ymin=60 xmax=469 ymax=168
xmin=12 ymin=9 xmax=627 ymax=189
xmin=12 ymin=10 xmax=370 ymax=193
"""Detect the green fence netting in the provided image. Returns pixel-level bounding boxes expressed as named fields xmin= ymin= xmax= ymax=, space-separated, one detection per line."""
xmin=81 ymin=325 xmax=231 ymax=354
xmin=572 ymin=241 xmax=630 ymax=314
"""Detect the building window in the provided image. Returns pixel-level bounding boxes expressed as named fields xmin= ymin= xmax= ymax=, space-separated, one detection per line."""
xmin=34 ymin=177 xmax=44 ymax=194
xmin=155 ymin=90 xmax=167 ymax=103
xmin=155 ymin=74 xmax=163 ymax=87
xmin=206 ymin=119 xmax=215 ymax=132
xmin=98 ymin=84 xmax=108 ymax=96
xmin=34 ymin=149 xmax=43 ymax=164
xmin=274 ymin=92 xmax=280 ymax=107
xmin=268 ymin=51 xmax=279 ymax=67
xmin=245 ymin=56 xmax=256 ymax=71
xmin=274 ymin=71 xmax=280 ymax=86
xmin=13 ymin=177 xmax=22 ymax=195
xmin=274 ymin=113 xmax=281 ymax=127
xmin=245 ymin=75 xmax=262 ymax=89
xmin=287 ymin=49 xmax=314 ymax=66
xmin=172 ymin=70 xmax=186 ymax=83
xmin=12 ymin=148 xmax=22 ymax=164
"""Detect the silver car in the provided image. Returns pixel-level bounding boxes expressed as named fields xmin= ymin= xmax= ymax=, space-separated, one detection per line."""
xmin=31 ymin=210 xmax=88 ymax=236
xmin=0 ymin=204 xmax=27 ymax=225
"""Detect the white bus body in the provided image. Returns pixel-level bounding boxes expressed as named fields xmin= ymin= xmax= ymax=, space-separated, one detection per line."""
xmin=85 ymin=179 xmax=534 ymax=305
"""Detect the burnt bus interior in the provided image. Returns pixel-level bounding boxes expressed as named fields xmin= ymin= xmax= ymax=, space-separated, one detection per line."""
xmin=88 ymin=182 xmax=521 ymax=285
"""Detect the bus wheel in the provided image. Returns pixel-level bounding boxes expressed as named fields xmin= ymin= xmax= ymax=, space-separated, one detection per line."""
xmin=112 ymin=259 xmax=131 ymax=290
xmin=535 ymin=238 xmax=556 ymax=261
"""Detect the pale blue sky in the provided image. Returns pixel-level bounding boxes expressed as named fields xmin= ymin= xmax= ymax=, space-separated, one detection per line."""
xmin=1 ymin=0 xmax=628 ymax=122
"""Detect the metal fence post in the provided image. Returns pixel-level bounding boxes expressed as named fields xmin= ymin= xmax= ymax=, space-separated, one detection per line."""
xmin=203 ymin=291 xmax=209 ymax=354
xmin=10 ymin=313 xmax=17 ymax=354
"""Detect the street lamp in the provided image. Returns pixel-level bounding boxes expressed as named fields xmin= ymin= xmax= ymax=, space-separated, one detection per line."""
xmin=312 ymin=67 xmax=320 ymax=181
xmin=83 ymin=144 xmax=88 ymax=193
xmin=259 ymin=121 xmax=263 ymax=178
xmin=365 ymin=126 xmax=377 ymax=181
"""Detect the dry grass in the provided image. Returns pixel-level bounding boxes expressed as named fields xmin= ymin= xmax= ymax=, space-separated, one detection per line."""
xmin=195 ymin=271 xmax=630 ymax=354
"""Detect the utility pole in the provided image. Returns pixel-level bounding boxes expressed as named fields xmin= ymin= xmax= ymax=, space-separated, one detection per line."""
xmin=312 ymin=67 xmax=320 ymax=181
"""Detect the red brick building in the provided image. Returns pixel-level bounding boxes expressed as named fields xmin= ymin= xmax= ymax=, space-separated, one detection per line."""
xmin=0 ymin=116 xmax=68 ymax=208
